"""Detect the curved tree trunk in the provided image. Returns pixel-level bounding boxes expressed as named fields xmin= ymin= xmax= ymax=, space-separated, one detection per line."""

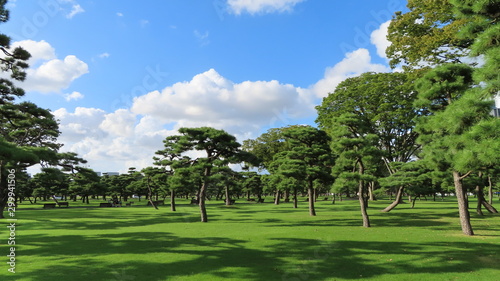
xmin=381 ymin=186 xmax=405 ymax=212
xmin=476 ymin=183 xmax=498 ymax=214
xmin=411 ymin=195 xmax=418 ymax=209
xmin=453 ymin=171 xmax=474 ymax=236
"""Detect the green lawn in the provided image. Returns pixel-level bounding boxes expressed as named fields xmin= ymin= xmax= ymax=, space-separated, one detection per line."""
xmin=1 ymin=198 xmax=499 ymax=281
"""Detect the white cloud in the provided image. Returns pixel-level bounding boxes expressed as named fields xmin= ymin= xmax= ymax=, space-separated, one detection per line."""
xmin=64 ymin=91 xmax=84 ymax=101
xmin=310 ymin=48 xmax=389 ymax=98
xmin=228 ymin=0 xmax=306 ymax=15
xmin=131 ymin=69 xmax=313 ymax=131
xmin=99 ymin=109 xmax=136 ymax=137
xmin=11 ymin=40 xmax=55 ymax=66
xmin=23 ymin=55 xmax=88 ymax=93
xmin=53 ymin=107 xmax=107 ymax=143
xmin=117 ymin=12 xmax=124 ymax=17
xmin=67 ymin=4 xmax=85 ymax=19
xmin=53 ymin=107 xmax=176 ymax=173
xmin=370 ymin=20 xmax=391 ymax=59
xmin=11 ymin=40 xmax=88 ymax=93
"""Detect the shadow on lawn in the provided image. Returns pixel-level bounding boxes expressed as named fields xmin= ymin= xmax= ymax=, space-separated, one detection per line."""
xmin=19 ymin=210 xmax=208 ymax=231
xmin=15 ymin=232 xmax=500 ymax=281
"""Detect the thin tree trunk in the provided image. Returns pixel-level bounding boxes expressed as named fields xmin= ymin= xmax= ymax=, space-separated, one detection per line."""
xmin=274 ymin=190 xmax=280 ymax=205
xmin=479 ymin=186 xmax=498 ymax=214
xmin=331 ymin=193 xmax=336 ymax=204
xmin=293 ymin=188 xmax=298 ymax=209
xmin=368 ymin=182 xmax=376 ymax=201
xmin=411 ymin=195 xmax=418 ymax=209
xmin=488 ymin=176 xmax=493 ymax=206
xmin=146 ymin=176 xmax=158 ymax=210
xmin=308 ymin=181 xmax=316 ymax=216
xmin=170 ymin=189 xmax=176 ymax=212
xmin=476 ymin=185 xmax=484 ymax=216
xmin=225 ymin=185 xmax=231 ymax=206
xmin=381 ymin=186 xmax=405 ymax=212
xmin=199 ymin=167 xmax=211 ymax=222
xmin=358 ymin=161 xmax=370 ymax=227
xmin=453 ymin=171 xmax=474 ymax=236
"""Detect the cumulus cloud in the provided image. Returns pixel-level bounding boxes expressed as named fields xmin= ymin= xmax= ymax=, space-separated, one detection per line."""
xmin=53 ymin=107 xmax=176 ymax=173
xmin=371 ymin=20 xmax=391 ymax=59
xmin=310 ymin=48 xmax=389 ymax=98
xmin=228 ymin=0 xmax=306 ymax=15
xmin=64 ymin=91 xmax=84 ymax=101
xmin=131 ymin=69 xmax=314 ymax=132
xmin=99 ymin=109 xmax=136 ymax=137
xmin=11 ymin=40 xmax=55 ymax=65
xmin=11 ymin=40 xmax=88 ymax=93
xmin=23 ymin=55 xmax=89 ymax=93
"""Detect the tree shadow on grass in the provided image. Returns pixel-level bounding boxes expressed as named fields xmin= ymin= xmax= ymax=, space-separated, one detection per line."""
xmin=14 ymin=233 xmax=500 ymax=281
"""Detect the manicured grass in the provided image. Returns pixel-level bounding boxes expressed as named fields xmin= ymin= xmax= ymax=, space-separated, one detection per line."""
xmin=1 ymin=198 xmax=499 ymax=281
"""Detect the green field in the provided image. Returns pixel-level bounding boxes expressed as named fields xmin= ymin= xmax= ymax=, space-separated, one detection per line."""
xmin=1 ymin=198 xmax=499 ymax=281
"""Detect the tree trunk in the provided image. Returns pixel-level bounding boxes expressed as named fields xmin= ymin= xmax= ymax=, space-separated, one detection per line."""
xmin=225 ymin=185 xmax=231 ymax=206
xmin=479 ymin=184 xmax=498 ymax=214
xmin=476 ymin=185 xmax=484 ymax=216
xmin=199 ymin=167 xmax=211 ymax=222
xmin=411 ymin=195 xmax=418 ymax=209
xmin=308 ymin=181 xmax=316 ymax=216
xmin=358 ymin=161 xmax=370 ymax=227
xmin=359 ymin=182 xmax=370 ymax=228
xmin=453 ymin=171 xmax=474 ymax=236
xmin=293 ymin=188 xmax=298 ymax=209
xmin=381 ymin=186 xmax=405 ymax=212
xmin=274 ymin=190 xmax=280 ymax=205
xmin=368 ymin=182 xmax=376 ymax=201
xmin=170 ymin=189 xmax=176 ymax=212
xmin=488 ymin=176 xmax=493 ymax=206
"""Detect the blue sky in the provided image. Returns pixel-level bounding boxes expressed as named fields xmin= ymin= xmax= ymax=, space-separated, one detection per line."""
xmin=3 ymin=0 xmax=408 ymax=173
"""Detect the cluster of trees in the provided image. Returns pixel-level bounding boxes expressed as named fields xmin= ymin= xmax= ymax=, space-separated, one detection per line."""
xmin=1 ymin=1 xmax=499 ymax=236
xmin=245 ymin=0 xmax=500 ymax=235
